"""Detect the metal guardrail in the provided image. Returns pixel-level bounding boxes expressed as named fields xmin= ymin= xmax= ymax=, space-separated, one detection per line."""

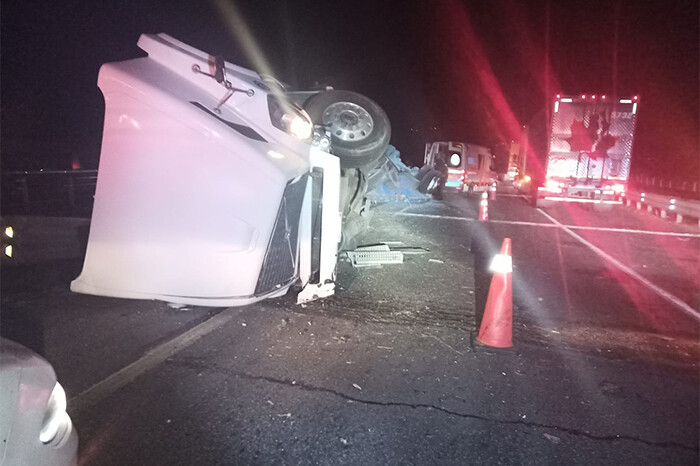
xmin=630 ymin=174 xmax=699 ymax=200
xmin=1 ymin=170 xmax=97 ymax=218
xmin=623 ymin=190 xmax=700 ymax=226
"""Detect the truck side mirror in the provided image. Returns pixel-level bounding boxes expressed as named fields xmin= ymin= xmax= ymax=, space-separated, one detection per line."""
xmin=214 ymin=55 xmax=225 ymax=84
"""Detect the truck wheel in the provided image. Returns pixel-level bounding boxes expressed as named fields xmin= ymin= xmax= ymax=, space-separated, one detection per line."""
xmin=305 ymin=90 xmax=391 ymax=169
xmin=416 ymin=165 xmax=432 ymax=181
xmin=418 ymin=169 xmax=441 ymax=194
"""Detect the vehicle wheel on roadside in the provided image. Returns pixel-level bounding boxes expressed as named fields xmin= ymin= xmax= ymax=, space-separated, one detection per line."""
xmin=418 ymin=169 xmax=441 ymax=194
xmin=304 ymin=90 xmax=391 ymax=169
xmin=416 ymin=165 xmax=432 ymax=181
xmin=433 ymin=179 xmax=446 ymax=200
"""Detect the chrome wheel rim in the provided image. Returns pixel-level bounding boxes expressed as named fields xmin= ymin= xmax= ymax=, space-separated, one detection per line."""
xmin=323 ymin=102 xmax=374 ymax=143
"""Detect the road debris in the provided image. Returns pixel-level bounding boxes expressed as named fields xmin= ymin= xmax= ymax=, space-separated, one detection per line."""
xmin=352 ymin=383 xmax=362 ymax=391
xmin=543 ymin=433 xmax=561 ymax=444
xmin=429 ymin=258 xmax=444 ymax=264
xmin=346 ymin=244 xmax=403 ymax=267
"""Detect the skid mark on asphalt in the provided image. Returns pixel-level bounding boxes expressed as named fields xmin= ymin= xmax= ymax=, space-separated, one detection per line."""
xmin=69 ymin=310 xmax=234 ymax=414
xmin=166 ymin=358 xmax=697 ymax=451
xmin=536 ymin=209 xmax=700 ymax=321
xmin=395 ymin=212 xmax=700 ymax=238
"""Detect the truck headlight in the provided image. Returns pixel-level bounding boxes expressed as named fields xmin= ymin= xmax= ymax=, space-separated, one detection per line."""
xmin=268 ymin=95 xmax=313 ymax=141
xmin=40 ymin=382 xmax=71 ymax=444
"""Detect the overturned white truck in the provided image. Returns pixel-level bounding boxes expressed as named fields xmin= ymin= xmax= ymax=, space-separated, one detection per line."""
xmin=71 ymin=33 xmax=391 ymax=307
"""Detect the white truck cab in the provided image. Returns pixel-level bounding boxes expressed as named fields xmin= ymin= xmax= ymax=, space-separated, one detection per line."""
xmin=71 ymin=34 xmax=390 ymax=307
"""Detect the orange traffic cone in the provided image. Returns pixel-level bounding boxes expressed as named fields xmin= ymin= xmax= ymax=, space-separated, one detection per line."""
xmin=478 ymin=192 xmax=489 ymax=221
xmin=476 ymin=238 xmax=513 ymax=348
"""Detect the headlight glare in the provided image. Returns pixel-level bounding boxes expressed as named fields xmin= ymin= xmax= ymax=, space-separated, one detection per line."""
xmin=40 ymin=382 xmax=69 ymax=444
xmin=268 ymin=95 xmax=313 ymax=141
xmin=285 ymin=113 xmax=313 ymax=140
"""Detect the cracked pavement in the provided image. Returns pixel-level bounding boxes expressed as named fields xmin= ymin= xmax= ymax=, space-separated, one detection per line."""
xmin=73 ymin=301 xmax=698 ymax=465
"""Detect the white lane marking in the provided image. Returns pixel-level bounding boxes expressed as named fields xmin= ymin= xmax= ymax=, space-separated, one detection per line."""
xmin=70 ymin=310 xmax=234 ymax=412
xmin=395 ymin=212 xmax=700 ymax=238
xmin=537 ymin=208 xmax=700 ymax=321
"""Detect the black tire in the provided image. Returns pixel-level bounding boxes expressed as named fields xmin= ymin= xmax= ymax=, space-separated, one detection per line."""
xmin=418 ymin=169 xmax=441 ymax=194
xmin=416 ymin=165 xmax=432 ymax=181
xmin=304 ymin=90 xmax=391 ymax=169
xmin=433 ymin=178 xmax=446 ymax=200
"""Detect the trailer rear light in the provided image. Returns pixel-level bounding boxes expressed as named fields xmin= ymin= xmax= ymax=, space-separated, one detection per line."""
xmin=612 ymin=184 xmax=625 ymax=193
xmin=632 ymin=103 xmax=638 ymax=114
xmin=581 ymin=94 xmax=586 ymax=99
xmin=633 ymin=95 xmax=639 ymax=101
xmin=601 ymin=95 xmax=607 ymax=100
xmin=554 ymin=101 xmax=559 ymax=113
xmin=560 ymin=98 xmax=573 ymax=103
xmin=591 ymin=95 xmax=596 ymax=99
xmin=619 ymin=99 xmax=633 ymax=104
xmin=545 ymin=179 xmax=563 ymax=190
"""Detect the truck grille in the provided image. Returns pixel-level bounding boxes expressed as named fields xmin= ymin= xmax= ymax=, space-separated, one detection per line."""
xmin=255 ymin=176 xmax=308 ymax=295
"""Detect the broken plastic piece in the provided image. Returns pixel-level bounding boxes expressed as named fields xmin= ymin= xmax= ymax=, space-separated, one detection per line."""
xmin=346 ymin=249 xmax=404 ymax=267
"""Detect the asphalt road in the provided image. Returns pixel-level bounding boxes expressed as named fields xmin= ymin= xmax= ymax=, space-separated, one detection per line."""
xmin=1 ymin=190 xmax=698 ymax=465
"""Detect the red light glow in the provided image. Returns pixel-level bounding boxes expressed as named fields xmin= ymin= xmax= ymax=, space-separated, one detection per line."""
xmin=545 ymin=179 xmax=561 ymax=190
xmin=581 ymin=94 xmax=586 ymax=99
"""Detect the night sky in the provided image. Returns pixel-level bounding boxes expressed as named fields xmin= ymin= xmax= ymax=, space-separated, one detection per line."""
xmin=2 ymin=0 xmax=698 ymax=180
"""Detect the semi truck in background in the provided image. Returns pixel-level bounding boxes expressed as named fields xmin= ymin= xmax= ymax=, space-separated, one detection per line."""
xmin=523 ymin=94 xmax=639 ymax=207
